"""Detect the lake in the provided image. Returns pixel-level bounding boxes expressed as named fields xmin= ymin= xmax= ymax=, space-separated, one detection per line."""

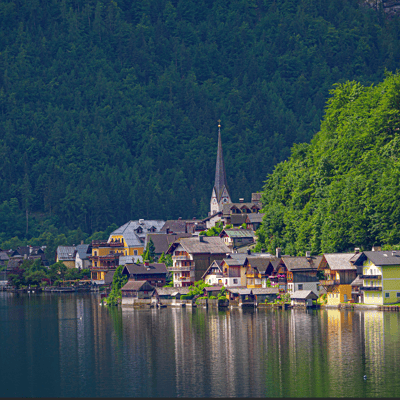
xmin=1 ymin=292 xmax=400 ymax=397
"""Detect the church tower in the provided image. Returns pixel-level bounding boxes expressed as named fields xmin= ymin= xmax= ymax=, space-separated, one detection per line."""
xmin=210 ymin=121 xmax=231 ymax=215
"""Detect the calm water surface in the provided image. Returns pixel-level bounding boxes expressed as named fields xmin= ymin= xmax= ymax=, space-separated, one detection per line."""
xmin=1 ymin=292 xmax=400 ymax=397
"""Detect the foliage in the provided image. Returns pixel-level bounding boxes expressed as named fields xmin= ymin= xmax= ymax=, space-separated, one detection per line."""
xmin=1 ymin=0 xmax=400 ymax=253
xmin=217 ymin=286 xmax=227 ymax=300
xmin=180 ymin=280 xmax=210 ymax=299
xmin=106 ymin=265 xmax=128 ymax=306
xmin=257 ymin=73 xmax=400 ymax=255
xmin=200 ymin=221 xmax=232 ymax=237
xmin=143 ymin=239 xmax=156 ymax=262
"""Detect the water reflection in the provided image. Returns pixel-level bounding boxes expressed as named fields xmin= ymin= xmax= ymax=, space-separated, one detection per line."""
xmin=3 ymin=293 xmax=400 ymax=397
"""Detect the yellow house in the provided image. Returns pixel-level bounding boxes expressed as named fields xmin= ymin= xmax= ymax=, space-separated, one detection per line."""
xmin=56 ymin=246 xmax=77 ymax=269
xmin=90 ymin=219 xmax=165 ymax=284
xmin=319 ymin=253 xmax=357 ymax=306
xmin=359 ymin=250 xmax=400 ymax=305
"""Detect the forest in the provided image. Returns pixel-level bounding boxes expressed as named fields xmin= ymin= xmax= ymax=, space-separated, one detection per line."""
xmin=256 ymin=72 xmax=400 ymax=255
xmin=1 ymin=0 xmax=400 ymax=256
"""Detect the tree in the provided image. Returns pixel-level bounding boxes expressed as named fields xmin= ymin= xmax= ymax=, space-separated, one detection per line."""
xmin=106 ymin=265 xmax=128 ymax=306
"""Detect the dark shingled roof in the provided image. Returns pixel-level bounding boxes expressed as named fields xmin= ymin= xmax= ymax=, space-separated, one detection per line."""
xmin=104 ymin=271 xmax=115 ymax=285
xmin=363 ymin=250 xmax=400 ymax=266
xmin=160 ymin=220 xmax=188 ymax=234
xmin=121 ymin=280 xmax=154 ymax=291
xmin=230 ymin=214 xmax=248 ymax=225
xmin=247 ymin=256 xmax=280 ymax=274
xmin=123 ymin=263 xmax=168 ymax=275
xmin=281 ymin=256 xmax=322 ymax=271
xmin=145 ymin=233 xmax=192 ymax=254
xmin=168 ymin=236 xmax=230 ymax=255
xmin=222 ymin=203 xmax=261 ymax=217
xmin=246 ymin=213 xmax=264 ymax=224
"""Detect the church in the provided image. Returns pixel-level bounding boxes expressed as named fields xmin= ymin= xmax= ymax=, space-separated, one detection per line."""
xmin=203 ymin=122 xmax=263 ymax=229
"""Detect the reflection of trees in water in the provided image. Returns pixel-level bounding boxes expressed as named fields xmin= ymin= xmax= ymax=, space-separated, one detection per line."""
xmin=108 ymin=306 xmax=123 ymax=341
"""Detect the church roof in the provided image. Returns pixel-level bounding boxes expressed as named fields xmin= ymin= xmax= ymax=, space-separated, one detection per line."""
xmin=213 ymin=127 xmax=230 ymax=202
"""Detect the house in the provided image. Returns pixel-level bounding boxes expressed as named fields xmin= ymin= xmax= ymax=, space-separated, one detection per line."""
xmin=245 ymin=213 xmax=264 ymax=231
xmin=104 ymin=270 xmax=115 ymax=290
xmin=244 ymin=255 xmax=279 ymax=288
xmin=121 ymin=262 xmax=168 ymax=287
xmin=229 ymin=213 xmax=248 ymax=227
xmin=220 ymin=257 xmax=247 ymax=287
xmin=357 ymin=250 xmax=400 ymax=305
xmin=226 ymin=287 xmax=255 ymax=306
xmin=219 ymin=228 xmax=255 ymax=250
xmin=144 ymin=232 xmax=192 ymax=259
xmin=290 ymin=290 xmax=318 ymax=307
xmin=166 ymin=236 xmax=231 ymax=287
xmin=318 ymin=253 xmax=358 ymax=306
xmin=350 ymin=275 xmax=363 ymax=303
xmin=10 ymin=246 xmax=49 ymax=266
xmin=160 ymin=219 xmax=206 ymax=235
xmin=202 ymin=260 xmax=224 ymax=286
xmin=118 ymin=255 xmax=143 ymax=266
xmin=220 ymin=201 xmax=262 ymax=227
xmin=75 ymin=243 xmax=92 ymax=270
xmin=282 ymin=253 xmax=323 ymax=295
xmin=153 ymin=286 xmax=191 ymax=300
xmin=90 ymin=219 xmax=165 ymax=284
xmin=121 ymin=280 xmax=155 ymax=305
xmin=56 ymin=246 xmax=76 ymax=269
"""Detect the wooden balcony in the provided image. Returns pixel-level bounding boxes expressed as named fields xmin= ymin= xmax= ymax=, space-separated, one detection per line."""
xmin=360 ymin=275 xmax=381 ymax=280
xmin=109 ymin=242 xmax=124 ymax=247
xmin=91 ymin=240 xmax=109 ymax=247
xmin=361 ymin=286 xmax=382 ymax=291
xmin=169 ymin=265 xmax=195 ymax=272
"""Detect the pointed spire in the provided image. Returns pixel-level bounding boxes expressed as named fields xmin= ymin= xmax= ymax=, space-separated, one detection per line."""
xmin=213 ymin=120 xmax=229 ymax=202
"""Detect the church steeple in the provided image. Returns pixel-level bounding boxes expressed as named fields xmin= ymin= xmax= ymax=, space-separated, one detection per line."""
xmin=210 ymin=121 xmax=231 ymax=215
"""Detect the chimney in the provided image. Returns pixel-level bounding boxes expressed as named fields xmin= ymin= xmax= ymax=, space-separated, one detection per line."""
xmin=247 ymin=249 xmax=251 ymax=255
xmin=199 ymin=235 xmax=204 ymax=242
xmin=178 ymin=217 xmax=182 ymax=220
xmin=276 ymin=248 xmax=281 ymax=258
xmin=354 ymin=247 xmax=360 ymax=254
xmin=166 ymin=228 xmax=170 ymax=234
xmin=239 ymin=198 xmax=244 ymax=203
xmin=306 ymin=251 xmax=311 ymax=258
xmin=144 ymin=261 xmax=149 ymax=266
xmin=139 ymin=219 xmax=144 ymax=224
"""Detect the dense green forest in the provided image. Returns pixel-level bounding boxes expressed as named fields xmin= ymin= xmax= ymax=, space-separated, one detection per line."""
xmin=2 ymin=0 xmax=400 ymax=254
xmin=256 ymin=72 xmax=400 ymax=256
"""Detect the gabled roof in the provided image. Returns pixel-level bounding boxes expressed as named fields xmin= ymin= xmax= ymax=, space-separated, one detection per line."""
xmin=245 ymin=213 xmax=264 ymax=224
xmin=363 ymin=250 xmax=400 ymax=266
xmin=220 ymin=229 xmax=255 ymax=239
xmin=104 ymin=271 xmax=115 ymax=285
xmin=110 ymin=220 xmax=165 ymax=243
xmin=167 ymin=236 xmax=231 ymax=255
xmin=290 ymin=290 xmax=318 ymax=300
xmin=0 ymin=251 xmax=9 ymax=261
xmin=322 ymin=253 xmax=357 ymax=271
xmin=201 ymin=260 xmax=223 ymax=279
xmin=281 ymin=256 xmax=322 ymax=271
xmin=230 ymin=214 xmax=248 ymax=225
xmin=351 ymin=276 xmax=363 ymax=286
xmin=160 ymin=220 xmax=188 ymax=234
xmin=222 ymin=258 xmax=246 ymax=267
xmin=222 ymin=203 xmax=260 ymax=216
xmin=144 ymin=233 xmax=192 ymax=254
xmin=76 ymin=244 xmax=90 ymax=260
xmin=121 ymin=280 xmax=154 ymax=291
xmin=56 ymin=246 xmax=76 ymax=261
xmin=247 ymin=256 xmax=281 ymax=273
xmin=123 ymin=263 xmax=168 ymax=276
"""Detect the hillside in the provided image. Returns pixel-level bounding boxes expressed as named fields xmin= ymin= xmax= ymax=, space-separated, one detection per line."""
xmin=256 ymin=72 xmax=400 ymax=255
xmin=1 ymin=0 xmax=400 ymax=249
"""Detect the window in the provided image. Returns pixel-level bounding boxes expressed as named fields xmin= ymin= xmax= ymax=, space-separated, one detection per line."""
xmin=134 ymin=250 xmax=138 ymax=255
xmin=94 ymin=251 xmax=97 ymax=256
xmin=233 ymin=279 xmax=238 ymax=284
xmin=397 ymin=293 xmax=400 ymax=298
xmin=298 ymin=284 xmax=303 ymax=290
xmin=386 ymin=292 xmax=390 ymax=298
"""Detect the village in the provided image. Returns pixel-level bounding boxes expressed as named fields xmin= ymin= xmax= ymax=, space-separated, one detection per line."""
xmin=1 ymin=126 xmax=400 ymax=311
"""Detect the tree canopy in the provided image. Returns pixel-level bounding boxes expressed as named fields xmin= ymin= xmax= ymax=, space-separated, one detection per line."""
xmin=256 ymin=72 xmax=400 ymax=255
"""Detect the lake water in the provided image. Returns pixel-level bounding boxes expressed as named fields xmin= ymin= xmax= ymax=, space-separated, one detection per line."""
xmin=1 ymin=292 xmax=400 ymax=397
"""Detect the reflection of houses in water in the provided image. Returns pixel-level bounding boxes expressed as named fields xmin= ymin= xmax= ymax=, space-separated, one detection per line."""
xmin=364 ymin=311 xmax=384 ymax=384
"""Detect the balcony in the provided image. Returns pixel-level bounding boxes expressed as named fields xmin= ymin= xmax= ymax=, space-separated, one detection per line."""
xmin=320 ymin=279 xmax=340 ymax=286
xmin=172 ymin=255 xmax=189 ymax=260
xmin=361 ymin=286 xmax=382 ymax=291
xmin=169 ymin=265 xmax=195 ymax=272
xmin=91 ymin=240 xmax=109 ymax=247
xmin=360 ymin=275 xmax=381 ymax=280
xmin=179 ymin=276 xmax=192 ymax=281
xmin=89 ymin=254 xmax=121 ymax=261
xmin=109 ymin=242 xmax=124 ymax=247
